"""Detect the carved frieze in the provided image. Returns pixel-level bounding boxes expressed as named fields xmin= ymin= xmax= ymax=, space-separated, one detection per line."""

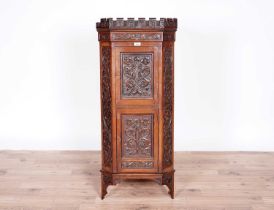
xmin=111 ymin=32 xmax=162 ymax=41
xmin=121 ymin=161 xmax=153 ymax=169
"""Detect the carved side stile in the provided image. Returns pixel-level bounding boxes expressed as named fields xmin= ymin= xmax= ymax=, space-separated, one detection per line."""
xmin=101 ymin=46 xmax=112 ymax=168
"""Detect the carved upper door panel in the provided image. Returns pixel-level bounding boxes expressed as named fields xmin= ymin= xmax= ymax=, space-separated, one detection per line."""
xmin=121 ymin=53 xmax=153 ymax=99
xmin=116 ymin=109 xmax=158 ymax=173
xmin=114 ymin=46 xmax=160 ymax=106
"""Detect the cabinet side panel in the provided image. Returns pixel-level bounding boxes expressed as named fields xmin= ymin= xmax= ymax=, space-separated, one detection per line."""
xmin=162 ymin=41 xmax=174 ymax=170
xmin=101 ymin=45 xmax=112 ymax=171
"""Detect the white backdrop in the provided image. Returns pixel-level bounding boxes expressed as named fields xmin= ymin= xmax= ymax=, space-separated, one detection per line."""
xmin=0 ymin=0 xmax=274 ymax=150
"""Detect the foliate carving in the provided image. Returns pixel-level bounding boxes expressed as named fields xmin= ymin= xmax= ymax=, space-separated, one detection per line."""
xmin=122 ymin=115 xmax=153 ymax=158
xmin=121 ymin=161 xmax=153 ymax=169
xmin=162 ymin=172 xmax=172 ymax=187
xmin=163 ymin=32 xmax=175 ymax=41
xmin=121 ymin=53 xmax=153 ymax=98
xmin=112 ymin=33 xmax=162 ymax=41
xmin=102 ymin=173 xmax=112 ymax=186
xmin=101 ymin=46 xmax=112 ymax=168
xmin=163 ymin=44 xmax=173 ymax=168
xmin=98 ymin=33 xmax=110 ymax=41
xmin=96 ymin=18 xmax=177 ymax=31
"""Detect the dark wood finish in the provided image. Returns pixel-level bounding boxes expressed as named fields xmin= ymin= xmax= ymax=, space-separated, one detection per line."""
xmin=97 ymin=18 xmax=177 ymax=199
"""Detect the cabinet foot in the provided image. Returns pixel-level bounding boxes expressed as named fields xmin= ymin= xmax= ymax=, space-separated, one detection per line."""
xmin=101 ymin=171 xmax=113 ymax=199
xmin=162 ymin=171 xmax=174 ymax=199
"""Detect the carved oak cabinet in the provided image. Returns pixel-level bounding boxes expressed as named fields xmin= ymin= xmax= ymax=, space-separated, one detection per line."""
xmin=96 ymin=18 xmax=177 ymax=199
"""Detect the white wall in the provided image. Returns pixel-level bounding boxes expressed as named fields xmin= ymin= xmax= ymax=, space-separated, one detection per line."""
xmin=0 ymin=0 xmax=274 ymax=150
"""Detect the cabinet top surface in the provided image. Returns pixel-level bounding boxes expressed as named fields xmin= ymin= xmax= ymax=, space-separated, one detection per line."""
xmin=96 ymin=18 xmax=177 ymax=32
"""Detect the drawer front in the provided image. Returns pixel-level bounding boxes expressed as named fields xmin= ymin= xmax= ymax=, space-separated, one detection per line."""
xmin=114 ymin=46 xmax=161 ymax=106
xmin=116 ymin=109 xmax=158 ymax=173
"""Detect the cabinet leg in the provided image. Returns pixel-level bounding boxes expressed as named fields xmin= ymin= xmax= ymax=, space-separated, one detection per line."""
xmin=101 ymin=171 xmax=113 ymax=199
xmin=162 ymin=171 xmax=174 ymax=199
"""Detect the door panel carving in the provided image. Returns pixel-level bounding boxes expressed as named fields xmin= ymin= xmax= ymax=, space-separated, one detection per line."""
xmin=121 ymin=114 xmax=153 ymax=158
xmin=121 ymin=53 xmax=153 ymax=98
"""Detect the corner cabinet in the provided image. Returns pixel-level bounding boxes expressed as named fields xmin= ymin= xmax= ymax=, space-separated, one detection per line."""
xmin=96 ymin=18 xmax=177 ymax=199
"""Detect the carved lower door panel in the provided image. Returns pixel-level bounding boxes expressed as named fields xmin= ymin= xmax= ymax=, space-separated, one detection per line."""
xmin=117 ymin=109 xmax=158 ymax=173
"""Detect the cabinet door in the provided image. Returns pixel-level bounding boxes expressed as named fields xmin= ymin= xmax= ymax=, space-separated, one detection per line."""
xmin=116 ymin=109 xmax=158 ymax=173
xmin=114 ymin=45 xmax=160 ymax=173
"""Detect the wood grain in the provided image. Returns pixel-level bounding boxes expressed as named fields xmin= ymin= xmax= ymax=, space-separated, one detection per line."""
xmin=0 ymin=151 xmax=273 ymax=209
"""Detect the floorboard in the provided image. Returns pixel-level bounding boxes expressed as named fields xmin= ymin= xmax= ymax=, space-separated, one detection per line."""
xmin=0 ymin=151 xmax=273 ymax=210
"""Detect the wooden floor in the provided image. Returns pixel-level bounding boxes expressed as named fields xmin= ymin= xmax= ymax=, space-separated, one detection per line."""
xmin=0 ymin=151 xmax=274 ymax=210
